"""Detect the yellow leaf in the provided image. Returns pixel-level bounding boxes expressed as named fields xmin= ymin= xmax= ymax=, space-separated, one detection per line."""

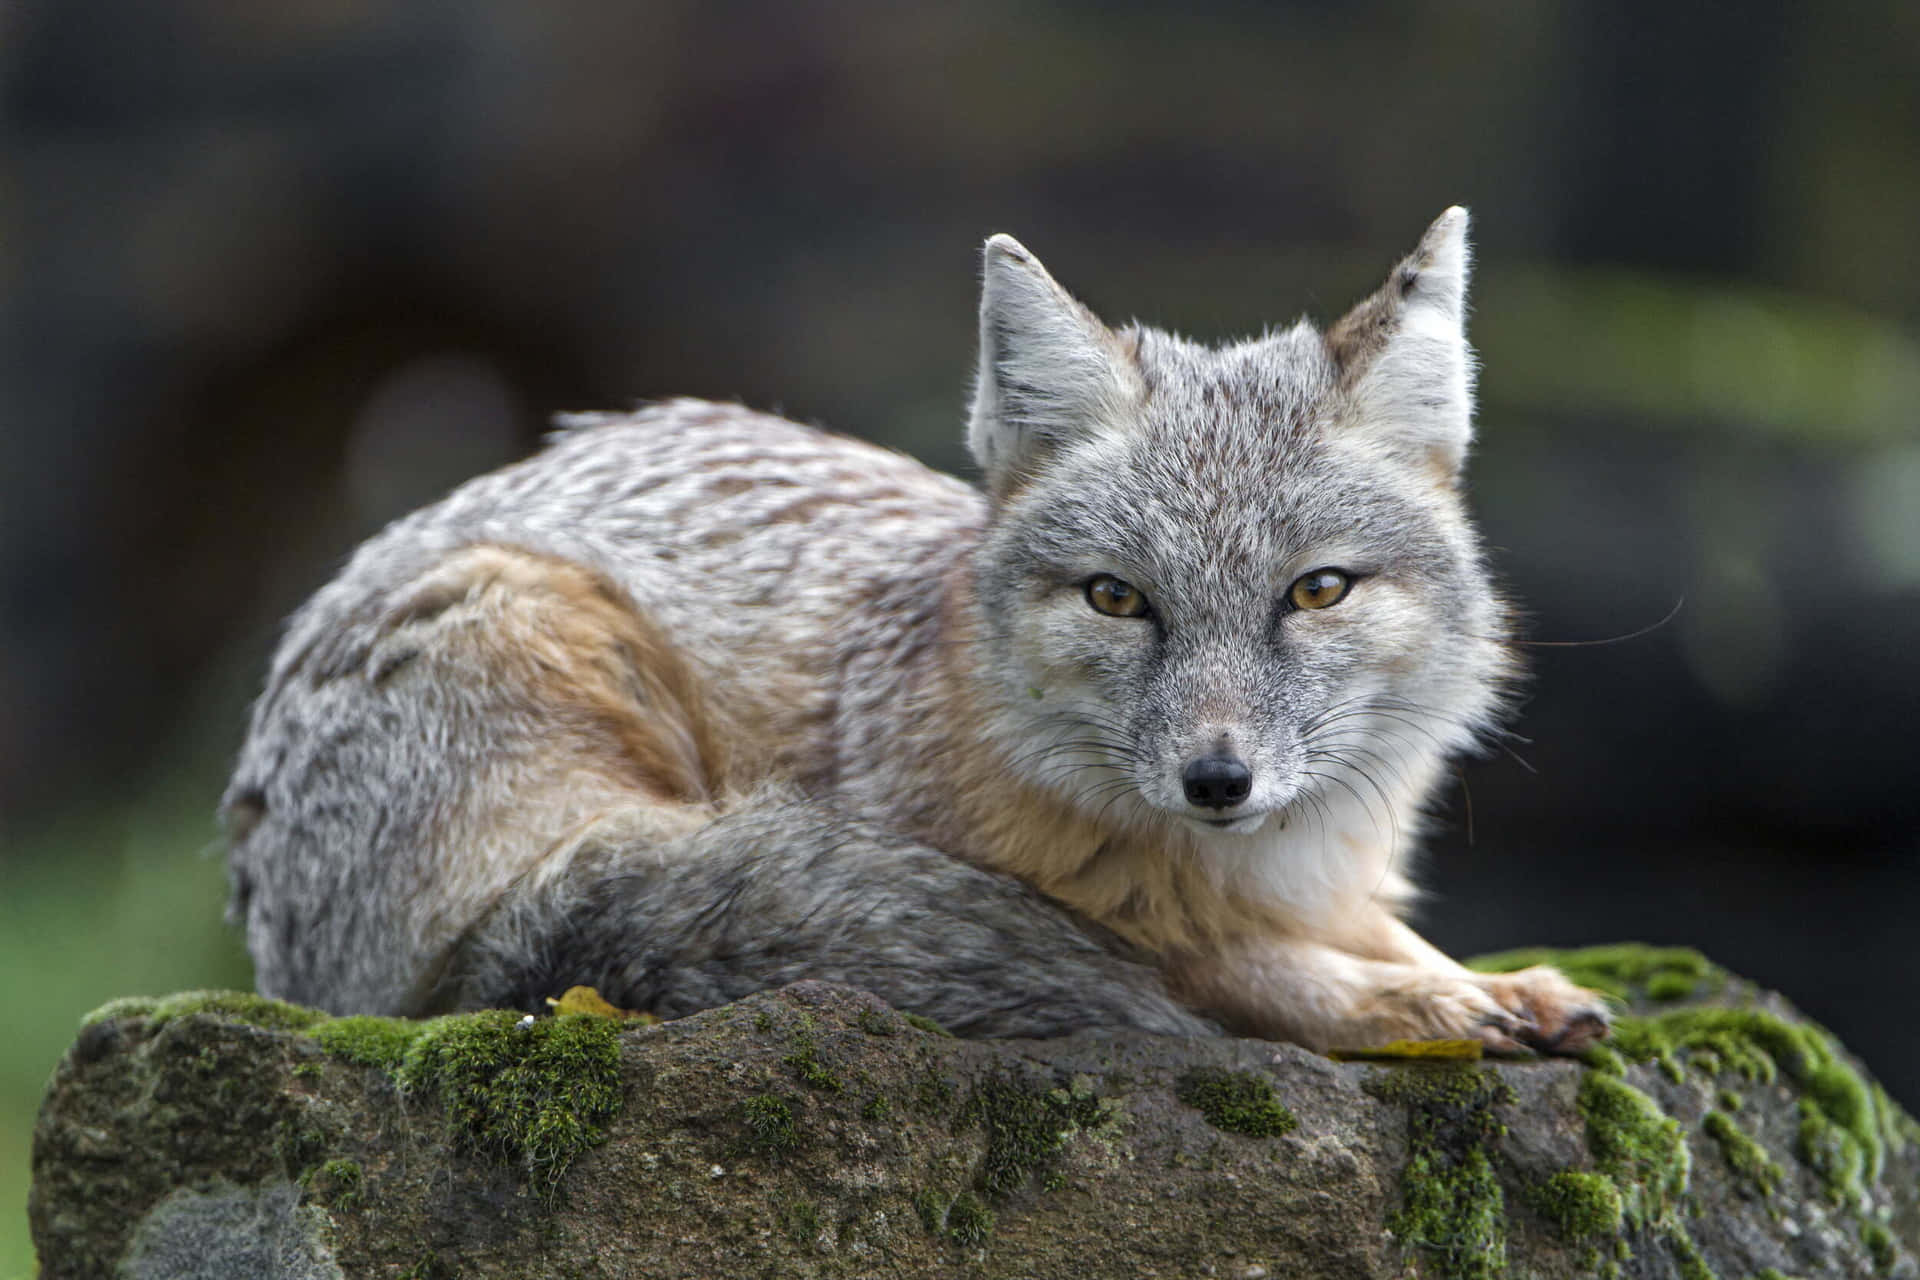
xmin=544 ymin=985 xmax=660 ymax=1024
xmin=1327 ymin=1038 xmax=1484 ymax=1061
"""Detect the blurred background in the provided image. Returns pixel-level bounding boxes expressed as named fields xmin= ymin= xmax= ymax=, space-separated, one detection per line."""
xmin=3 ymin=1 xmax=1917 ymax=1270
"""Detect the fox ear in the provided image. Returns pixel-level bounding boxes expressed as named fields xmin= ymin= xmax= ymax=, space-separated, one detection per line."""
xmin=969 ymin=234 xmax=1137 ymax=497
xmin=1326 ymin=207 xmax=1476 ymax=481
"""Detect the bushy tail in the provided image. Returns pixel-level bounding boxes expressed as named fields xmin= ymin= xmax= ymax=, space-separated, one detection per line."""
xmin=434 ymin=794 xmax=1218 ymax=1040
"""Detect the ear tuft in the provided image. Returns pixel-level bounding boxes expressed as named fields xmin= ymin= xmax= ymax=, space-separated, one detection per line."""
xmin=969 ymin=235 xmax=1134 ymax=497
xmin=1326 ymin=207 xmax=1477 ymax=481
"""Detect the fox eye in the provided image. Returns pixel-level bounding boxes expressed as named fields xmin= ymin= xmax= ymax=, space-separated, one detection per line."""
xmin=1086 ymin=574 xmax=1151 ymax=618
xmin=1288 ymin=568 xmax=1354 ymax=611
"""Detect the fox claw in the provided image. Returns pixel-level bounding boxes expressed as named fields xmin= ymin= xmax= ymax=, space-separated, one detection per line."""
xmin=1474 ymin=967 xmax=1611 ymax=1056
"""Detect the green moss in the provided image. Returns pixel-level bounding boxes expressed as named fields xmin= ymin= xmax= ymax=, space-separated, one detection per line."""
xmin=779 ymin=1043 xmax=840 ymax=1097
xmin=911 ymin=1187 xmax=994 ymax=1246
xmin=740 ymin=1094 xmax=799 ymax=1156
xmin=902 ymin=1012 xmax=953 ymax=1037
xmin=1174 ymin=1068 xmax=1297 ymax=1137
xmin=1603 ymin=1003 xmax=1903 ymax=1205
xmin=956 ymin=1070 xmax=1112 ymax=1198
xmin=945 ymin=1191 xmax=994 ymax=1245
xmin=913 ymin=1067 xmax=957 ymax=1115
xmin=776 ymin=1015 xmax=843 ymax=1092
xmin=1750 ymin=1270 xmax=1803 ymax=1280
xmin=1798 ymin=1098 xmax=1868 ymax=1207
xmin=1396 ymin=1145 xmax=1506 ymax=1280
xmin=1712 ymin=1113 xmax=1781 ymax=1205
xmin=1367 ymin=1061 xmax=1516 ymax=1113
xmin=913 ymin=1188 xmax=946 ymax=1233
xmin=1871 ymin=1083 xmax=1916 ymax=1157
xmin=394 ymin=1010 xmax=622 ymax=1201
xmin=397 ymin=1253 xmax=447 ymax=1280
xmin=1646 ymin=973 xmax=1699 ymax=1002
xmin=1368 ymin=1065 xmax=1515 ymax=1280
xmin=275 ymin=1121 xmax=331 ymax=1180
xmin=1577 ymin=1072 xmax=1690 ymax=1232
xmin=303 ymin=1158 xmax=364 ymax=1210
xmin=79 ymin=995 xmax=161 ymax=1027
xmin=855 ymin=1008 xmax=898 ymax=1036
xmin=84 ymin=990 xmax=646 ymax=1207
xmin=1610 ymin=1008 xmax=1788 ymax=1085
xmin=1717 ymin=1089 xmax=1743 ymax=1112
xmin=1467 ymin=943 xmax=1720 ymax=1005
xmin=774 ymin=1195 xmax=822 ymax=1244
xmin=861 ymin=1093 xmax=892 ymax=1122
xmin=1669 ymin=1227 xmax=1715 ymax=1280
xmin=1861 ymin=1220 xmax=1897 ymax=1273
xmin=1702 ymin=1111 xmax=1783 ymax=1199
xmin=310 ymin=1015 xmax=423 ymax=1069
xmin=1583 ymin=1043 xmax=1628 ymax=1077
xmin=1564 ymin=1067 xmax=1722 ymax=1277
xmin=144 ymin=990 xmax=330 ymax=1034
xmin=1530 ymin=1171 xmax=1623 ymax=1240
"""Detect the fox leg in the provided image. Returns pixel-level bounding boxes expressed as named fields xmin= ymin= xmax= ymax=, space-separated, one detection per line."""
xmin=1171 ymin=920 xmax=1609 ymax=1054
xmin=434 ymin=796 xmax=1220 ymax=1040
xmin=1352 ymin=916 xmax=1611 ymax=1053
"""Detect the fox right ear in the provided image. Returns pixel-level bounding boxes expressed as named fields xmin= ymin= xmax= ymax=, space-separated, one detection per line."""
xmin=969 ymin=235 xmax=1138 ymax=498
xmin=1326 ymin=207 xmax=1477 ymax=482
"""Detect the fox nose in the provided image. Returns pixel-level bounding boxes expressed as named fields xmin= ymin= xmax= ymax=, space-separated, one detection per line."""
xmin=1182 ymin=755 xmax=1253 ymax=809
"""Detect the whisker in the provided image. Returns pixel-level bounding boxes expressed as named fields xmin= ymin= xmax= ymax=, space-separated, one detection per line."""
xmin=1496 ymin=596 xmax=1684 ymax=649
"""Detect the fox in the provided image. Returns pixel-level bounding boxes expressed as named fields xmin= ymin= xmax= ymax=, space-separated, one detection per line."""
xmin=223 ymin=208 xmax=1610 ymax=1053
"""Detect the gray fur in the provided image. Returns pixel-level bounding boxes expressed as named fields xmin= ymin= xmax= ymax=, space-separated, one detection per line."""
xmin=225 ymin=211 xmax=1601 ymax=1053
xmin=437 ymin=795 xmax=1216 ymax=1039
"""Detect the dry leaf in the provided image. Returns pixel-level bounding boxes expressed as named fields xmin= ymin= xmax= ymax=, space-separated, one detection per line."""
xmin=1327 ymin=1038 xmax=1483 ymax=1061
xmin=545 ymin=985 xmax=660 ymax=1024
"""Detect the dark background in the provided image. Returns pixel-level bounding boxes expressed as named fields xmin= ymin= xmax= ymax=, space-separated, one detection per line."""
xmin=4 ymin=3 xmax=1918 ymax=1266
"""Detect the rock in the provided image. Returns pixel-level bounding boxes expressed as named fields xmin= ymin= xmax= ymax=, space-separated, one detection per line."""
xmin=28 ymin=948 xmax=1920 ymax=1279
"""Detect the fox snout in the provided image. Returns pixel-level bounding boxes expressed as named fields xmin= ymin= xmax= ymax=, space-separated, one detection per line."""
xmin=1181 ymin=754 xmax=1252 ymax=810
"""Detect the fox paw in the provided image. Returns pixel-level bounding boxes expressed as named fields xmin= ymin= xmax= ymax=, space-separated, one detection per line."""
xmin=1468 ymin=965 xmax=1612 ymax=1055
xmin=1348 ymin=967 xmax=1610 ymax=1056
xmin=1351 ymin=974 xmax=1536 ymax=1053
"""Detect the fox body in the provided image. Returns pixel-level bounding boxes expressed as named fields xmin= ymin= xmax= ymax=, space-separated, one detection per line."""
xmin=225 ymin=209 xmax=1607 ymax=1051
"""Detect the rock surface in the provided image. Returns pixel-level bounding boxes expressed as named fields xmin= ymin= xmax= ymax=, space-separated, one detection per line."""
xmin=29 ymin=948 xmax=1920 ymax=1279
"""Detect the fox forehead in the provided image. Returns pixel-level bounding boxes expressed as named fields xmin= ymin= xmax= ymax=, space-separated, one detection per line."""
xmin=1130 ymin=322 xmax=1336 ymax=455
xmin=989 ymin=330 xmax=1461 ymax=596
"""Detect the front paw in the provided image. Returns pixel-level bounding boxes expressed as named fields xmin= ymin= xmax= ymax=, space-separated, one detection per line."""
xmin=1470 ymin=965 xmax=1612 ymax=1055
xmin=1351 ymin=974 xmax=1539 ymax=1054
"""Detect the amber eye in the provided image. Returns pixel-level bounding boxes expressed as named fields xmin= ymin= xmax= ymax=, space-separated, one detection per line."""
xmin=1288 ymin=568 xmax=1354 ymax=611
xmin=1086 ymin=575 xmax=1151 ymax=618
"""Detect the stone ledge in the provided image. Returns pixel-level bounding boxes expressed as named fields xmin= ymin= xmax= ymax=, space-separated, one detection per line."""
xmin=29 ymin=947 xmax=1920 ymax=1279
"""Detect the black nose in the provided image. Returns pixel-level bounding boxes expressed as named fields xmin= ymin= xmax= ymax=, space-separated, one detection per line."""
xmin=1182 ymin=755 xmax=1253 ymax=809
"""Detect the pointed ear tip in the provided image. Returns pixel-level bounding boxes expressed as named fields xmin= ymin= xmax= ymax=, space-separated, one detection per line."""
xmin=983 ymin=232 xmax=1032 ymax=263
xmin=1429 ymin=206 xmax=1470 ymax=241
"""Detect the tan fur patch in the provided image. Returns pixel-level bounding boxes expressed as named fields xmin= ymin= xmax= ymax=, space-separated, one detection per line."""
xmin=365 ymin=544 xmax=739 ymax=1006
xmin=916 ymin=573 xmax=1307 ymax=955
xmin=390 ymin=544 xmax=730 ymax=805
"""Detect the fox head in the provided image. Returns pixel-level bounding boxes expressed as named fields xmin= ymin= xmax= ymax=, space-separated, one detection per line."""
xmin=965 ymin=210 xmax=1514 ymax=858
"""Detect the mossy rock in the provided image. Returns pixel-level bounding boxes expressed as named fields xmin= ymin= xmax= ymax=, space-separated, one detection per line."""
xmin=30 ymin=949 xmax=1920 ymax=1279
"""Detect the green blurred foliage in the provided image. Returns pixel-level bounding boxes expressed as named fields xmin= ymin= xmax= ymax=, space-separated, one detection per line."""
xmin=0 ymin=751 xmax=252 ymax=1277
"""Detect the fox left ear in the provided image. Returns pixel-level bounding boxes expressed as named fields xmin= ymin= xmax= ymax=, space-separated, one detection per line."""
xmin=1326 ymin=207 xmax=1476 ymax=481
xmin=969 ymin=234 xmax=1140 ymax=499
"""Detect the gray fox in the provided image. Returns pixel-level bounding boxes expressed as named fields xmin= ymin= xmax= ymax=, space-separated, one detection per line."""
xmin=224 ymin=208 xmax=1609 ymax=1052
